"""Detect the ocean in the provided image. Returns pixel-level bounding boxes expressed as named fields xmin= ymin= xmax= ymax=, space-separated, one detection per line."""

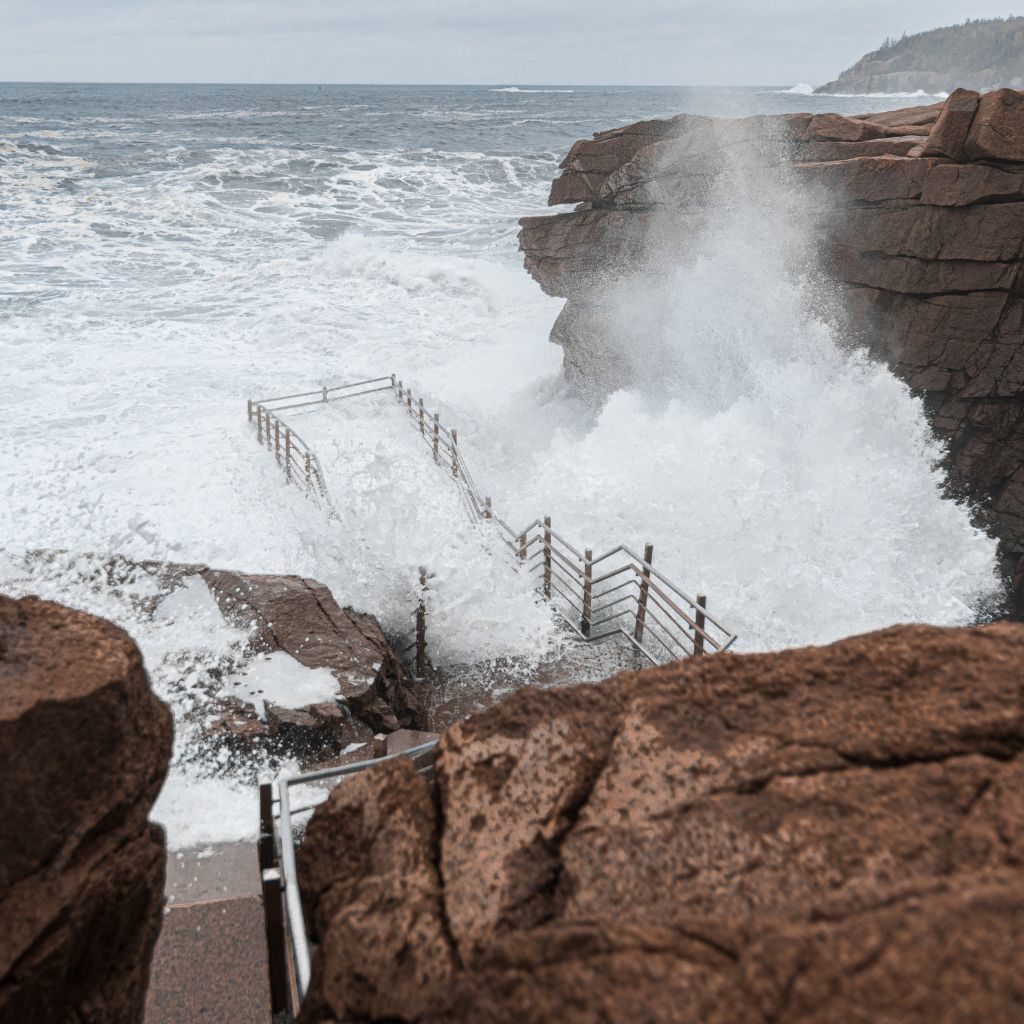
xmin=0 ymin=83 xmax=998 ymax=844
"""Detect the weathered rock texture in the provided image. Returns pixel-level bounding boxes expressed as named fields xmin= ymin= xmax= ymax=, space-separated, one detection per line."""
xmin=518 ymin=89 xmax=1024 ymax=593
xmin=126 ymin=556 xmax=422 ymax=754
xmin=0 ymin=595 xmax=173 ymax=1024
xmin=297 ymin=621 xmax=1024 ymax=1023
xmin=197 ymin=567 xmax=420 ymax=735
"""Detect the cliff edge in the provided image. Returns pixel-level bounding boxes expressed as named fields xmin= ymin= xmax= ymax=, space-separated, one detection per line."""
xmin=518 ymin=89 xmax=1024 ymax=601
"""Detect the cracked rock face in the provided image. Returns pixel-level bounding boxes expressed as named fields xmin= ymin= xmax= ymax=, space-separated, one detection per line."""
xmin=297 ymin=621 xmax=1024 ymax=1023
xmin=197 ymin=568 xmax=420 ymax=736
xmin=0 ymin=595 xmax=173 ymax=1024
xmin=518 ymin=89 xmax=1024 ymax=596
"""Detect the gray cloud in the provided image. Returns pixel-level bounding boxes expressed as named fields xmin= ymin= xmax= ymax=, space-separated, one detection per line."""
xmin=1 ymin=1 xmax=1017 ymax=86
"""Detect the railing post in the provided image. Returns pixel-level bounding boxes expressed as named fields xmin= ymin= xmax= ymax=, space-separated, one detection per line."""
xmin=258 ymin=783 xmax=289 ymax=1015
xmin=265 ymin=411 xmax=273 ymax=451
xmin=433 ymin=414 xmax=440 ymax=462
xmin=322 ymin=386 xmax=327 ymax=403
xmin=273 ymin=419 xmax=280 ymax=465
xmin=256 ymin=405 xmax=263 ymax=443
xmin=694 ymin=594 xmax=707 ymax=656
xmin=305 ymin=451 xmax=312 ymax=489
xmin=416 ymin=567 xmax=428 ymax=678
xmin=390 ymin=373 xmax=396 ymax=390
xmin=398 ymin=380 xmax=404 ymax=402
xmin=284 ymin=430 xmax=292 ymax=483
xmin=247 ymin=398 xmax=253 ymax=423
xmin=419 ymin=398 xmax=425 ymax=436
xmin=407 ymin=391 xmax=413 ymax=416
xmin=634 ymin=543 xmax=654 ymax=644
xmin=451 ymin=429 xmax=459 ymax=480
xmin=543 ymin=516 xmax=552 ymax=599
xmin=483 ymin=497 xmax=492 ymax=520
xmin=518 ymin=530 xmax=527 ymax=563
xmin=582 ymin=547 xmax=593 ymax=638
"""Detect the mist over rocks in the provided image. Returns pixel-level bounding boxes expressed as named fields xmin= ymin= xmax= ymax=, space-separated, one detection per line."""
xmin=296 ymin=621 xmax=1024 ymax=1023
xmin=518 ymin=89 xmax=1024 ymax=602
xmin=0 ymin=594 xmax=172 ymax=1024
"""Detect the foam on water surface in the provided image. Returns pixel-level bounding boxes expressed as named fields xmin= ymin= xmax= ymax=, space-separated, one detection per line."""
xmin=0 ymin=84 xmax=1001 ymax=846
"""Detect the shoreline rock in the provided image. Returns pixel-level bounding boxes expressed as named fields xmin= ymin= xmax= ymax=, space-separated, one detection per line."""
xmin=518 ymin=89 xmax=1024 ymax=604
xmin=296 ymin=620 xmax=1024 ymax=1023
xmin=0 ymin=595 xmax=173 ymax=1024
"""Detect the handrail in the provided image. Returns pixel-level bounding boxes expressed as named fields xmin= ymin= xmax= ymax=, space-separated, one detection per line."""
xmin=244 ymin=374 xmax=738 ymax=661
xmin=260 ymin=740 xmax=440 ymax=1014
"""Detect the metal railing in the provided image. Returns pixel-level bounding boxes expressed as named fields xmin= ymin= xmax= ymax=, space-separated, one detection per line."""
xmin=259 ymin=741 xmax=440 ymax=1015
xmin=246 ymin=397 xmax=332 ymax=506
xmin=246 ymin=375 xmax=737 ymax=663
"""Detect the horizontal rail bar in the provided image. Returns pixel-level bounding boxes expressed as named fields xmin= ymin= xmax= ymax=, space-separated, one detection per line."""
xmin=588 ymin=591 xmax=639 ymax=620
xmin=591 ymin=576 xmax=639 ymax=604
xmin=256 ymin=386 xmax=394 ymax=413
xmin=253 ymin=377 xmax=394 ymax=404
xmin=590 ymin=562 xmax=639 ymax=588
xmin=548 ymin=562 xmax=587 ymax=603
xmin=248 ymin=374 xmax=737 ymax=660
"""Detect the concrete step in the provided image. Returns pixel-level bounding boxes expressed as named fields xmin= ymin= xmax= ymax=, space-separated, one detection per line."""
xmin=145 ymin=842 xmax=272 ymax=1024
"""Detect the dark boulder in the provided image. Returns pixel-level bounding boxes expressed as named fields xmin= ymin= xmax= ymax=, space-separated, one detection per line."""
xmin=0 ymin=595 xmax=173 ymax=1024
xmin=298 ymin=622 xmax=1024 ymax=1023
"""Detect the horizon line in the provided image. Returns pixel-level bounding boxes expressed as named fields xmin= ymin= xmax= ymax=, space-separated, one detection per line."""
xmin=0 ymin=80 xmax=796 ymax=89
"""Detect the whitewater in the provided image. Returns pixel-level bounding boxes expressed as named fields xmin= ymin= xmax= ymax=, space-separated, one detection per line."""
xmin=0 ymin=83 xmax=1000 ymax=845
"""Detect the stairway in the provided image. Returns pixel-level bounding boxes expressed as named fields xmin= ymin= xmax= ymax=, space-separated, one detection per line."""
xmin=145 ymin=843 xmax=272 ymax=1024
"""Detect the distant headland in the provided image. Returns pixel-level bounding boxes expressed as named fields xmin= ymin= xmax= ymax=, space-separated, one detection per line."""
xmin=816 ymin=16 xmax=1024 ymax=94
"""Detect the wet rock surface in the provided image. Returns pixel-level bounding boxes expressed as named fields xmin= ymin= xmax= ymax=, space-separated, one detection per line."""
xmin=0 ymin=594 xmax=173 ymax=1024
xmin=196 ymin=568 xmax=420 ymax=734
xmin=298 ymin=622 xmax=1024 ymax=1023
xmin=147 ymin=561 xmax=421 ymax=742
xmin=518 ymin=90 xmax=1024 ymax=599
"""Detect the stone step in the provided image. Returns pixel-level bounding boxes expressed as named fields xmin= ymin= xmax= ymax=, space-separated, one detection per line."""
xmin=145 ymin=843 xmax=272 ymax=1024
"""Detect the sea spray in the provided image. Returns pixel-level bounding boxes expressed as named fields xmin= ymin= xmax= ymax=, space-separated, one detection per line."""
xmin=482 ymin=115 xmax=1000 ymax=648
xmin=0 ymin=85 xmax=1002 ymax=847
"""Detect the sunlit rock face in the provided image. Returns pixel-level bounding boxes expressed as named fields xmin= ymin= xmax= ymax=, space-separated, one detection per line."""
xmin=518 ymin=89 xmax=1024 ymax=596
xmin=296 ymin=621 xmax=1024 ymax=1024
xmin=0 ymin=594 xmax=172 ymax=1024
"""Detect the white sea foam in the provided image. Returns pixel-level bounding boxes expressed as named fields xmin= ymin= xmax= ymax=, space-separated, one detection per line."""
xmin=819 ymin=89 xmax=950 ymax=99
xmin=228 ymin=653 xmax=340 ymax=718
xmin=490 ymin=87 xmax=576 ymax=93
xmin=0 ymin=87 xmax=1000 ymax=847
xmin=769 ymin=86 xmax=949 ymax=100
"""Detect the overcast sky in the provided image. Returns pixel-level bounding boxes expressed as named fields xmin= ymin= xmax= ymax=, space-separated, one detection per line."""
xmin=2 ymin=1 xmax=1018 ymax=86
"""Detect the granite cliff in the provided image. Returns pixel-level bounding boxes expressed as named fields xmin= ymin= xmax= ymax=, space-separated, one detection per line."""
xmin=518 ymin=88 xmax=1024 ymax=600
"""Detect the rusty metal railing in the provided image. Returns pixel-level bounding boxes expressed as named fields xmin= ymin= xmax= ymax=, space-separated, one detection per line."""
xmin=246 ymin=397 xmax=331 ymax=506
xmin=245 ymin=375 xmax=737 ymax=662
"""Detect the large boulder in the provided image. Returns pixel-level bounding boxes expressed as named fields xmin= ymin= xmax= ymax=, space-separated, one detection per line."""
xmin=964 ymin=88 xmax=1024 ymax=162
xmin=298 ymin=622 xmax=1024 ymax=1023
xmin=921 ymin=87 xmax=981 ymax=159
xmin=198 ymin=568 xmax=420 ymax=734
xmin=0 ymin=595 xmax=173 ymax=1024
xmin=518 ymin=91 xmax=1024 ymax=598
